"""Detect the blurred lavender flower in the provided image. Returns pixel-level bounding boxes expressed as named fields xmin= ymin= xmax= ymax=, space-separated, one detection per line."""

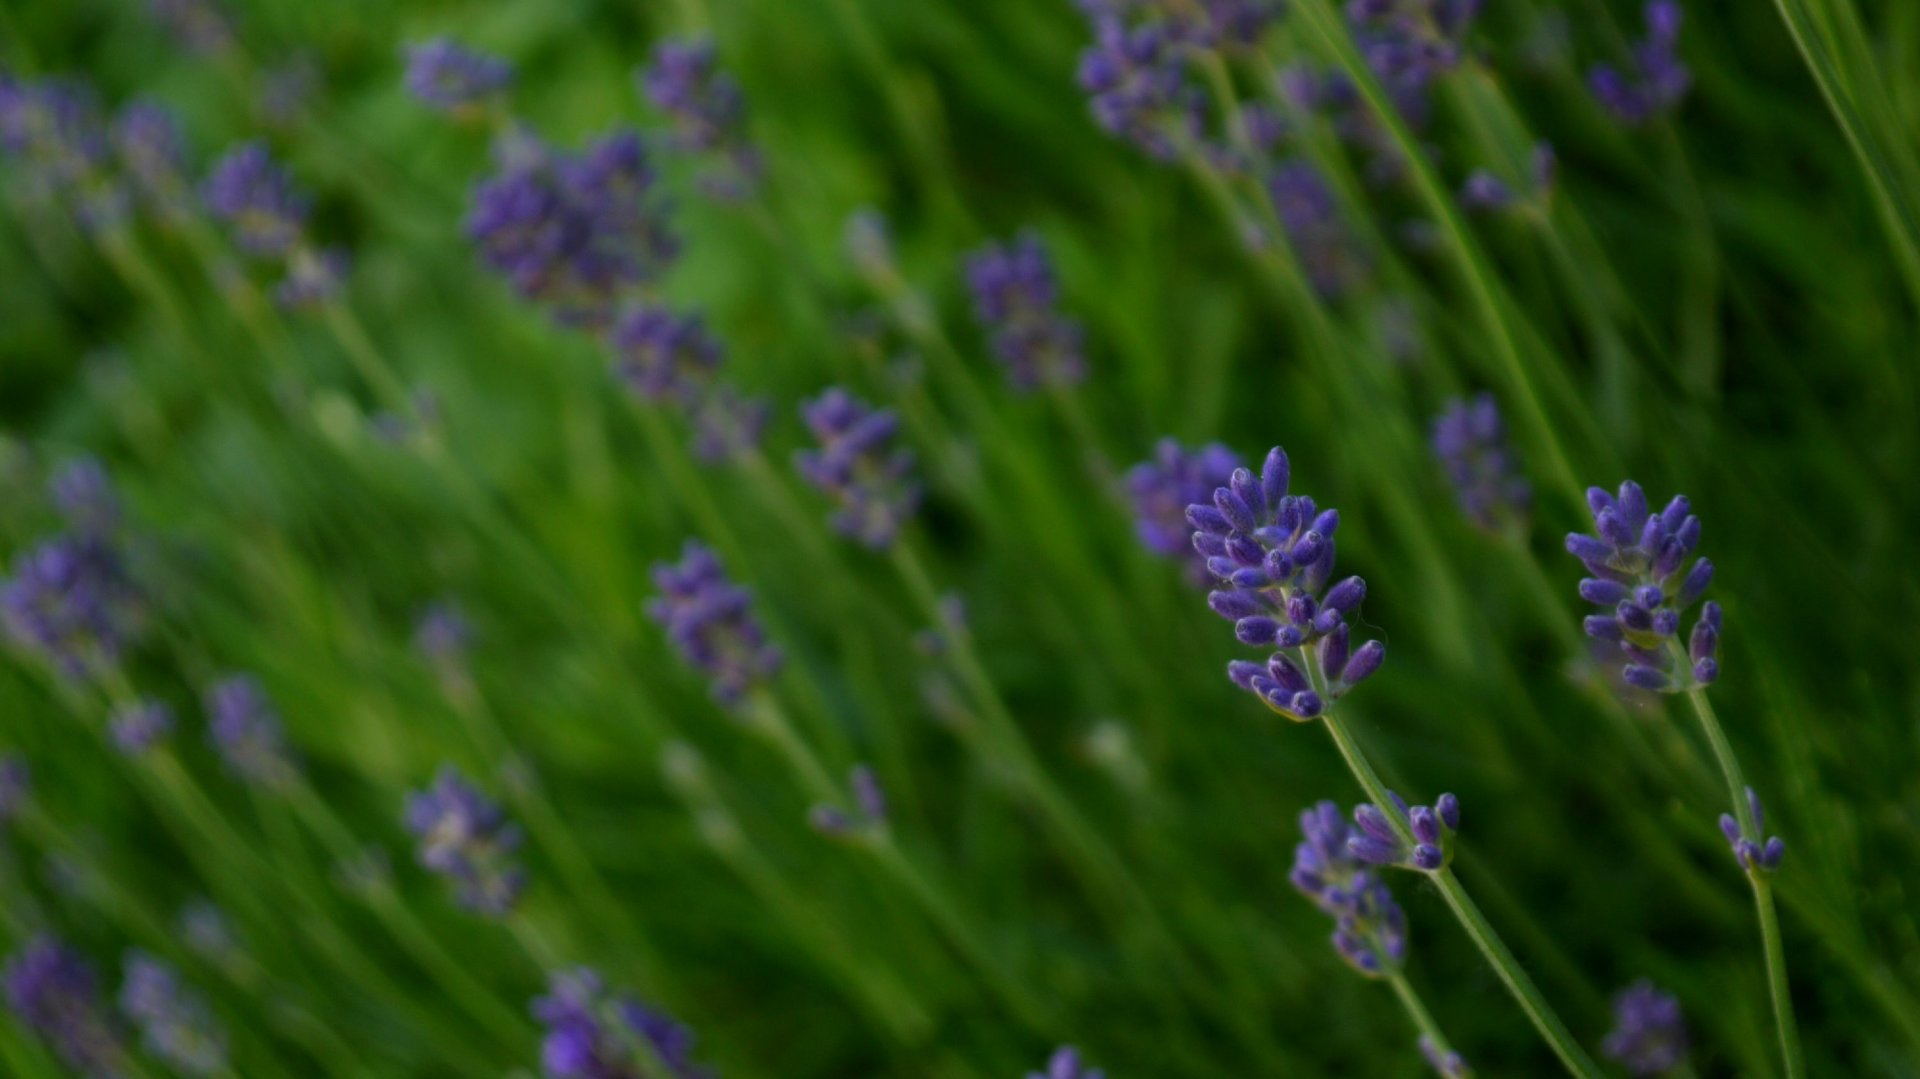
xmin=1459 ymin=169 xmax=1512 ymax=212
xmin=1348 ymin=0 xmax=1480 ymax=127
xmin=1602 ymin=979 xmax=1688 ymax=1075
xmin=1430 ymin=393 xmax=1529 ymax=531
xmin=205 ymin=674 xmax=296 ymax=785
xmin=810 ymin=764 xmax=889 ymax=837
xmin=613 ymin=306 xmax=722 ymax=404
xmin=1566 ymin=481 xmax=1720 ymax=692
xmin=0 ymin=78 xmax=126 ymax=229
xmin=964 ymin=231 xmax=1087 ymax=392
xmin=795 ymin=388 xmax=921 ymax=549
xmin=639 ymin=37 xmax=760 ymax=199
xmin=1718 ymin=787 xmax=1785 ymax=876
xmin=647 ymin=541 xmax=783 ymax=705
xmin=120 ymin=951 xmax=227 ymax=1076
xmin=148 ymin=0 xmax=234 ymax=55
xmin=202 ymin=141 xmax=309 ymax=257
xmin=1028 ymin=1044 xmax=1106 ymax=1079
xmin=1348 ymin=791 xmax=1460 ymax=873
xmin=179 ymin=901 xmax=240 ymax=968
xmin=533 ymin=968 xmax=711 ymax=1079
xmin=0 ymin=754 xmax=28 ymax=826
xmin=109 ymin=699 xmax=175 ymax=755
xmin=112 ymin=100 xmax=191 ymax=223
xmin=273 ymin=246 xmax=350 ymax=310
xmin=1127 ymin=439 xmax=1244 ymax=585
xmin=3 ymin=936 xmax=127 ymax=1077
xmin=1076 ymin=19 xmax=1202 ymax=160
xmin=49 ymin=457 xmax=120 ymax=534
xmin=2 ymin=532 xmax=142 ymax=680
xmin=260 ymin=55 xmax=322 ymax=128
xmin=405 ymin=765 xmax=527 ymax=916
xmin=1589 ymin=1 xmax=1689 ymax=125
xmin=1190 ymin=447 xmax=1384 ymax=719
xmin=414 ymin=600 xmax=473 ymax=672
xmin=1267 ymin=161 xmax=1365 ymax=296
xmin=1289 ymin=800 xmax=1409 ymax=976
xmin=405 ymin=39 xmax=514 ymax=113
xmin=1419 ymin=1035 xmax=1471 ymax=1077
xmin=466 ymin=128 xmax=678 ymax=327
xmin=689 ymin=386 xmax=771 ymax=465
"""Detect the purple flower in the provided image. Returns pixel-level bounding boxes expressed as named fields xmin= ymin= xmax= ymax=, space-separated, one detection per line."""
xmin=613 ymin=306 xmax=722 ymax=404
xmin=964 ymin=231 xmax=1087 ymax=392
xmin=147 ymin=0 xmax=234 ymax=55
xmin=795 ymin=388 xmax=921 ymax=550
xmin=1459 ymin=169 xmax=1512 ymax=212
xmin=1347 ymin=791 xmax=1459 ymax=872
xmin=1589 ymin=1 xmax=1689 ymax=125
xmin=1076 ymin=19 xmax=1202 ymax=161
xmin=1420 ymin=1035 xmax=1471 ymax=1077
xmin=0 ymin=78 xmax=126 ymax=230
xmin=1602 ymin=979 xmax=1688 ymax=1075
xmin=1027 ymin=1044 xmax=1106 ymax=1079
xmin=404 ymin=38 xmax=514 ymax=112
xmin=49 ymin=457 xmax=121 ymax=535
xmin=202 ymin=141 xmax=309 ymax=257
xmin=120 ymin=951 xmax=227 ymax=1076
xmin=0 ymin=754 xmax=28 ymax=826
xmin=1191 ymin=447 xmax=1383 ymax=719
xmin=112 ymin=100 xmax=190 ymax=222
xmin=405 ymin=765 xmax=527 ymax=916
xmin=109 ymin=698 xmax=175 ymax=755
xmin=689 ymin=386 xmax=771 ymax=465
xmin=532 ymin=969 xmax=711 ymax=1079
xmin=2 ymin=531 xmax=142 ymax=680
xmin=1266 ymin=161 xmax=1365 ymax=296
xmin=3 ymin=936 xmax=127 ymax=1077
xmin=1718 ymin=787 xmax=1786 ymax=876
xmin=811 ymin=764 xmax=890 ymax=837
xmin=1565 ymin=481 xmax=1720 ymax=692
xmin=1347 ymin=0 xmax=1479 ymax=127
xmin=1126 ymin=438 xmax=1244 ymax=585
xmin=414 ymin=600 xmax=473 ymax=670
xmin=273 ymin=246 xmax=350 ymax=310
xmin=638 ymin=37 xmax=760 ymax=199
xmin=204 ymin=674 xmax=296 ymax=785
xmin=1289 ymin=800 xmax=1409 ymax=977
xmin=646 ymin=541 xmax=783 ymax=705
xmin=1431 ymin=393 xmax=1529 ymax=530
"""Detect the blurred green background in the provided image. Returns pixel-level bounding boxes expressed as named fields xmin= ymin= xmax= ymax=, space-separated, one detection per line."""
xmin=3 ymin=0 xmax=1919 ymax=1075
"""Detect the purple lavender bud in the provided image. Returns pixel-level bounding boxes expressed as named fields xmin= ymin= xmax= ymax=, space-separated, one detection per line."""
xmin=1419 ymin=1034 xmax=1470 ymax=1078
xmin=204 ymin=675 xmax=296 ymax=785
xmin=795 ymin=388 xmax=921 ymax=550
xmin=1341 ymin=639 xmax=1385 ymax=686
xmin=1570 ymin=479 xmax=1718 ymax=690
xmin=965 ymin=230 xmax=1087 ymax=392
xmin=1029 ymin=1044 xmax=1106 ymax=1079
xmin=1565 ymin=533 xmax=1613 ymax=565
xmin=1431 ymin=394 xmax=1530 ymax=530
xmin=1719 ymin=791 xmax=1785 ymax=876
xmin=1128 ymin=440 xmax=1244 ymax=584
xmin=1412 ymin=843 xmax=1444 ymax=871
xmin=120 ymin=950 xmax=227 ymax=1075
xmin=1745 ymin=787 xmax=1765 ymax=832
xmin=1076 ymin=20 xmax=1202 ymax=161
xmin=1602 ymin=979 xmax=1688 ymax=1076
xmin=1718 ymin=813 xmax=1741 ymax=847
xmin=1227 ymin=659 xmax=1265 ymax=693
xmin=109 ymin=698 xmax=175 ymax=755
xmin=405 ymin=765 xmax=526 ymax=916
xmin=646 ymin=541 xmax=784 ymax=705
xmin=1584 ymin=615 xmax=1624 ymax=642
xmin=809 ymin=804 xmax=854 ymax=835
xmin=1235 ymin=616 xmax=1280 ymax=645
xmin=1761 ymin=837 xmax=1785 ymax=870
xmin=1650 ymin=608 xmax=1679 ymax=637
xmin=851 ymin=764 xmax=887 ymax=823
xmin=1409 ymin=805 xmax=1440 ymax=845
xmin=1436 ymin=792 xmax=1460 ymax=831
xmin=533 ymin=969 xmax=711 ymax=1078
xmin=404 ymin=38 xmax=514 ymax=112
xmin=1319 ymin=623 xmax=1352 ymax=682
xmin=1209 ymin=590 xmax=1260 ymax=620
xmin=1579 ymin=578 xmax=1629 ymax=605
xmin=4 ymin=936 xmax=127 ymax=1075
xmin=1622 ymin=665 xmax=1668 ymax=692
xmin=1676 ymin=558 xmax=1713 ymax=606
xmin=202 ymin=142 xmax=309 ymax=257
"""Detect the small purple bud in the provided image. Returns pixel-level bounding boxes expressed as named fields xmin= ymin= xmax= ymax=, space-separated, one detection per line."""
xmin=1349 ymin=835 xmax=1400 ymax=865
xmin=1225 ymin=534 xmax=1264 ymax=565
xmin=1659 ymin=494 xmax=1690 ymax=532
xmin=1632 ymin=585 xmax=1663 ymax=608
xmin=1650 ymin=609 xmax=1679 ymax=637
xmin=1291 ymin=530 xmax=1326 ymax=568
xmin=1678 ymin=558 xmax=1713 ymax=606
xmin=1585 ymin=487 xmax=1615 ymax=518
xmin=1623 ymin=665 xmax=1668 ymax=691
xmin=1413 ymin=843 xmax=1443 ymax=871
xmin=1597 ymin=508 xmax=1634 ymax=548
xmin=1579 ymin=578 xmax=1629 ymax=605
xmin=1268 ymin=654 xmax=1311 ymax=694
xmin=1260 ymin=447 xmax=1289 ymax=508
xmin=1319 ymin=623 xmax=1351 ymax=681
xmin=1263 ymin=547 xmax=1292 ymax=582
xmin=1228 ymin=660 xmax=1265 ymax=692
xmin=1229 ymin=467 xmax=1265 ymax=522
xmin=1760 ymin=837 xmax=1784 ymax=869
xmin=1675 ymin=516 xmax=1701 ymax=552
xmin=1566 ymin=534 xmax=1613 ymax=563
xmin=852 ymin=765 xmax=887 ymax=822
xmin=1691 ymin=658 xmax=1718 ymax=684
xmin=1745 ymin=787 xmax=1764 ymax=832
xmin=1688 ymin=619 xmax=1718 ymax=663
xmin=1584 ymin=615 xmax=1625 ymax=642
xmin=1288 ymin=691 xmax=1323 ymax=718
xmin=1410 ymin=806 xmax=1440 ymax=845
xmin=1617 ymin=481 xmax=1648 ymax=531
xmin=1230 ymin=568 xmax=1268 ymax=589
xmin=1342 ymin=640 xmax=1385 ymax=685
xmin=809 ymin=805 xmax=853 ymax=835
xmin=1436 ymin=793 xmax=1459 ymax=831
xmin=1322 ymin=576 xmax=1366 ymax=613
xmin=1187 ymin=504 xmax=1232 ymax=535
xmin=1719 ymin=813 xmax=1741 ymax=846
xmin=1215 ymin=487 xmax=1257 ymax=533
xmin=1310 ymin=509 xmax=1340 ymax=537
xmin=1735 ymin=839 xmax=1761 ymax=872
xmin=1236 ymin=617 xmax=1281 ymax=645
xmin=1354 ymin=804 xmax=1398 ymax=844
xmin=1617 ymin=602 xmax=1654 ymax=632
xmin=1286 ymin=594 xmax=1317 ymax=627
xmin=1209 ymin=590 xmax=1261 ymax=620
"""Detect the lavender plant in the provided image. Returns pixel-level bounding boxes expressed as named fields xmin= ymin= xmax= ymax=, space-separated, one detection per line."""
xmin=404 ymin=766 xmax=528 ymax=916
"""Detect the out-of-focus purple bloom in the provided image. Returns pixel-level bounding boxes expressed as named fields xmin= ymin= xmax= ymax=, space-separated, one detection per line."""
xmin=810 ymin=764 xmax=890 ymax=838
xmin=1566 ymin=481 xmax=1720 ymax=692
xmin=466 ymin=128 xmax=677 ymax=328
xmin=638 ymin=37 xmax=760 ymax=199
xmin=1530 ymin=141 xmax=1558 ymax=196
xmin=3 ymin=936 xmax=127 ymax=1077
xmin=795 ymin=388 xmax=920 ymax=550
xmin=120 ymin=951 xmax=227 ymax=1076
xmin=414 ymin=600 xmax=472 ymax=670
xmin=1589 ymin=1 xmax=1689 ymax=125
xmin=273 ymin=246 xmax=350 ymax=310
xmin=1127 ymin=439 xmax=1244 ymax=585
xmin=1077 ymin=0 xmax=1280 ymax=51
xmin=405 ymin=39 xmax=514 ymax=113
xmin=3 ymin=532 xmax=142 ymax=680
xmin=1289 ymin=800 xmax=1409 ymax=977
xmin=533 ymin=968 xmax=711 ymax=1079
xmin=689 ymin=386 xmax=771 ymax=465
xmin=1267 ymin=161 xmax=1365 ymax=296
xmin=1420 ymin=1035 xmax=1471 ymax=1077
xmin=1431 ymin=393 xmax=1529 ymax=530
xmin=613 ymin=306 xmax=722 ymax=404
xmin=205 ymin=674 xmax=296 ymax=786
xmin=1076 ymin=20 xmax=1202 ymax=161
xmin=1602 ymin=979 xmax=1688 ymax=1075
xmin=1027 ymin=1044 xmax=1107 ymax=1079
xmin=965 ymin=231 xmax=1087 ymax=392
xmin=0 ymin=78 xmax=127 ymax=230
xmin=178 ymin=901 xmax=241 ymax=969
xmin=1459 ymin=169 xmax=1512 ymax=212
xmin=261 ymin=55 xmax=322 ymax=128
xmin=202 ymin=141 xmax=309 ymax=257
xmin=646 ymin=541 xmax=783 ymax=705
xmin=1191 ymin=447 xmax=1383 ymax=719
xmin=1348 ymin=0 xmax=1480 ymax=128
xmin=109 ymin=699 xmax=175 ymax=755
xmin=49 ymin=457 xmax=120 ymax=534
xmin=1348 ymin=790 xmax=1459 ymax=872
xmin=1718 ymin=787 xmax=1785 ymax=876
xmin=148 ymin=0 xmax=234 ymax=55
xmin=112 ymin=100 xmax=190 ymax=223
xmin=405 ymin=765 xmax=527 ymax=916
xmin=0 ymin=755 xmax=28 ymax=826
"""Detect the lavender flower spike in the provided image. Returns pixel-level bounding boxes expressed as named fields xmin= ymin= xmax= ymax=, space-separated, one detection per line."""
xmin=1076 ymin=19 xmax=1201 ymax=161
xmin=110 ymin=698 xmax=175 ymax=755
xmin=1566 ymin=480 xmax=1720 ymax=692
xmin=405 ymin=38 xmax=514 ymax=113
xmin=646 ymin=541 xmax=784 ymax=705
xmin=1349 ymin=792 xmax=1459 ymax=873
xmin=1602 ymin=979 xmax=1688 ymax=1076
xmin=1431 ymin=393 xmax=1530 ymax=531
xmin=638 ymin=36 xmax=760 ymax=198
xmin=1191 ymin=447 xmax=1383 ymax=720
xmin=1126 ymin=439 xmax=1244 ymax=586
xmin=1028 ymin=1044 xmax=1106 ymax=1079
xmin=405 ymin=765 xmax=528 ymax=915
xmin=1289 ymin=800 xmax=1409 ymax=977
xmin=965 ymin=230 xmax=1087 ymax=392
xmin=202 ymin=141 xmax=309 ymax=257
xmin=533 ymin=968 xmax=712 ymax=1078
xmin=205 ymin=674 xmax=297 ymax=785
xmin=2 ymin=527 xmax=142 ymax=681
xmin=612 ymin=305 xmax=722 ymax=405
xmin=1589 ymin=1 xmax=1690 ymax=125
xmin=795 ymin=388 xmax=921 ymax=550
xmin=121 ymin=950 xmax=228 ymax=1075
xmin=1718 ymin=787 xmax=1786 ymax=876
xmin=4 ymin=936 xmax=128 ymax=1077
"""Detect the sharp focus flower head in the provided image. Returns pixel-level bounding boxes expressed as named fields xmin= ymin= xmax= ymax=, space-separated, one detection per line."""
xmin=532 ymin=968 xmax=712 ymax=1079
xmin=1289 ymin=799 xmax=1409 ymax=977
xmin=1431 ymin=393 xmax=1530 ymax=530
xmin=204 ymin=674 xmax=297 ymax=785
xmin=1566 ymin=480 xmax=1720 ymax=692
xmin=964 ymin=230 xmax=1086 ymax=392
xmin=1027 ymin=1044 xmax=1107 ymax=1079
xmin=1602 ymin=979 xmax=1689 ymax=1076
xmin=3 ymin=935 xmax=127 ymax=1077
xmin=1347 ymin=790 xmax=1459 ymax=872
xmin=794 ymin=388 xmax=921 ymax=550
xmin=120 ymin=950 xmax=228 ymax=1076
xmin=1126 ymin=438 xmax=1244 ymax=585
xmin=404 ymin=38 xmax=514 ymax=112
xmin=646 ymin=541 xmax=783 ymax=705
xmin=404 ymin=765 xmax=527 ymax=916
xmin=1718 ymin=786 xmax=1786 ymax=876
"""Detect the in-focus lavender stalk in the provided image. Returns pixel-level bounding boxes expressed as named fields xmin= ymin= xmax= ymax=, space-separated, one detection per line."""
xmin=1289 ymin=800 xmax=1409 ymax=976
xmin=404 ymin=39 xmax=514 ymax=114
xmin=964 ymin=231 xmax=1087 ymax=392
xmin=795 ymin=388 xmax=921 ymax=550
xmin=3 ymin=936 xmax=128 ymax=1077
xmin=638 ymin=36 xmax=760 ymax=199
xmin=532 ymin=968 xmax=712 ymax=1079
xmin=1566 ymin=481 xmax=1719 ymax=693
xmin=1127 ymin=439 xmax=1244 ymax=585
xmin=1589 ymin=1 xmax=1689 ymax=126
xmin=120 ymin=950 xmax=228 ymax=1076
xmin=1027 ymin=1044 xmax=1106 ymax=1079
xmin=1601 ymin=980 xmax=1688 ymax=1076
xmin=809 ymin=763 xmax=890 ymax=838
xmin=405 ymin=765 xmax=528 ymax=916
xmin=1430 ymin=393 xmax=1530 ymax=531
xmin=646 ymin=541 xmax=784 ymax=705
xmin=205 ymin=674 xmax=298 ymax=785
xmin=1719 ymin=787 xmax=1785 ymax=875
